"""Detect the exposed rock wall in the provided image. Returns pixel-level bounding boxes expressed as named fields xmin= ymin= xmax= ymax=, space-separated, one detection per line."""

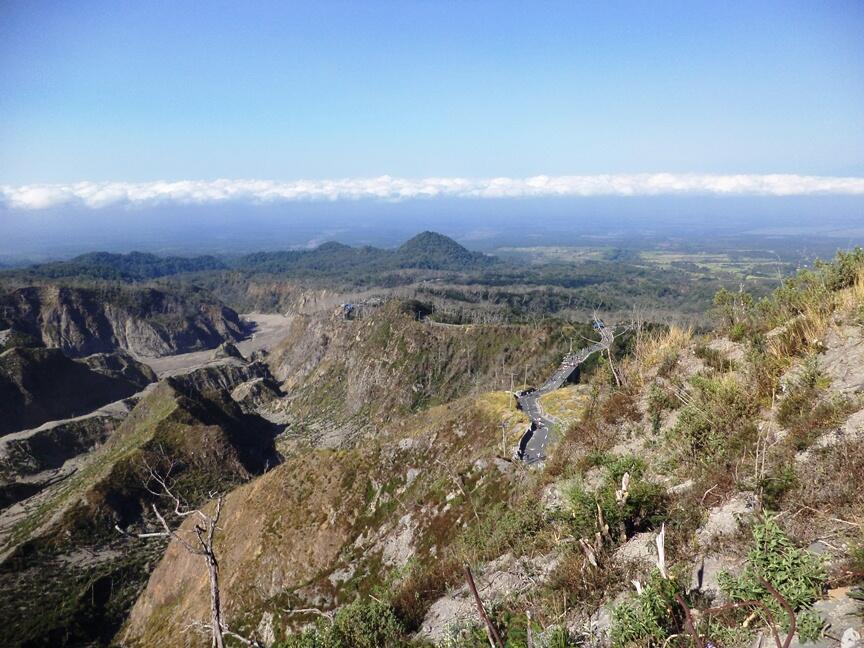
xmin=0 ymin=285 xmax=246 ymax=357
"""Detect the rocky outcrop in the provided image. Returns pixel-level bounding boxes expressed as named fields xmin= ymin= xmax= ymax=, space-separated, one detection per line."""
xmin=820 ymin=324 xmax=864 ymax=393
xmin=168 ymin=358 xmax=273 ymax=396
xmin=419 ymin=552 xmax=558 ymax=643
xmin=0 ymin=347 xmax=155 ymax=436
xmin=0 ymin=285 xmax=246 ymax=358
xmin=230 ymin=377 xmax=285 ymax=421
xmin=695 ymin=491 xmax=758 ymax=547
xmin=212 ymin=341 xmax=244 ymax=361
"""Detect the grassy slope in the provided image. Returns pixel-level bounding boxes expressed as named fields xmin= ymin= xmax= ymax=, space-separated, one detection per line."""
xmin=121 ymin=390 xmax=538 ymax=646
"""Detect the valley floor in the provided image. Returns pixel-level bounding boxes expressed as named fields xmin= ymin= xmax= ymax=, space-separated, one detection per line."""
xmin=140 ymin=312 xmax=292 ymax=377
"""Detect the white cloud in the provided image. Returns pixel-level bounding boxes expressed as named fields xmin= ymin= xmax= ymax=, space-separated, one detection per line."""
xmin=1 ymin=173 xmax=863 ymax=210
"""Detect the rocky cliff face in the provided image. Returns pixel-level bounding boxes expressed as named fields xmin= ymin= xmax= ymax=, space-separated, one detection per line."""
xmin=0 ymin=347 xmax=156 ymax=436
xmin=0 ymin=285 xmax=246 ymax=358
xmin=265 ymin=301 xmax=579 ymax=445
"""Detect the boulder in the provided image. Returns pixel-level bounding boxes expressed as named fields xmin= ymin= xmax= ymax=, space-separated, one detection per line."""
xmin=696 ymin=492 xmax=757 ymax=547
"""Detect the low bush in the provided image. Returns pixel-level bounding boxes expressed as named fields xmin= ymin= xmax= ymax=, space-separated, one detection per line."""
xmin=646 ymin=384 xmax=677 ymax=434
xmin=567 ymin=455 xmax=667 ymax=543
xmin=719 ymin=517 xmax=826 ymax=639
xmin=758 ymin=464 xmax=798 ymax=510
xmin=610 ymin=570 xmax=683 ymax=647
xmin=277 ymin=599 xmax=407 ymax=648
xmin=670 ymin=374 xmax=758 ymax=464
xmin=694 ymin=344 xmax=735 ymax=373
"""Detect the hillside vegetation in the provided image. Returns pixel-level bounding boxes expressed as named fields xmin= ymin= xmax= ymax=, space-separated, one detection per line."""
xmin=2 ymin=232 xmax=765 ymax=322
xmin=7 ymin=232 xmax=494 ymax=283
xmin=121 ymin=249 xmax=864 ymax=647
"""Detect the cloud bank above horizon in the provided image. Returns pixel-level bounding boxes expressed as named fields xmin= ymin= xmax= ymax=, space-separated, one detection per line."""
xmin=2 ymin=174 xmax=864 ymax=210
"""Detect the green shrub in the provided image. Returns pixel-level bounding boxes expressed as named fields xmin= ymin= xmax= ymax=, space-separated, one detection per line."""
xmin=719 ymin=517 xmax=826 ymax=637
xmin=818 ymin=247 xmax=864 ymax=291
xmin=647 ymin=385 xmax=677 ymax=435
xmin=758 ymin=465 xmax=798 ymax=510
xmin=796 ymin=609 xmax=827 ymax=643
xmin=610 ymin=570 xmax=682 ymax=647
xmin=851 ymin=540 xmax=864 ymax=575
xmin=755 ymin=248 xmax=864 ymax=332
xmin=567 ymin=456 xmax=667 ymax=542
xmin=542 ymin=625 xmax=582 ymax=647
xmin=277 ymin=599 xmax=407 ymax=648
xmin=670 ymin=374 xmax=758 ymax=462
xmin=694 ymin=344 xmax=735 ymax=372
xmin=728 ymin=321 xmax=751 ymax=342
xmin=713 ymin=287 xmax=754 ymax=329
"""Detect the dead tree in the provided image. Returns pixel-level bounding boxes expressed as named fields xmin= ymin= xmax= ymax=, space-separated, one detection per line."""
xmin=116 ymin=460 xmax=261 ymax=648
xmin=464 ymin=566 xmax=504 ymax=648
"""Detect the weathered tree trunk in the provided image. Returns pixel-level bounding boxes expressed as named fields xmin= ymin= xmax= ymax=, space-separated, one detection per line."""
xmin=207 ymin=551 xmax=225 ymax=648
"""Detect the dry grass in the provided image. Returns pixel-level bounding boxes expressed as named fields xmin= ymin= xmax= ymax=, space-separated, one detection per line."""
xmin=835 ymin=267 xmax=864 ymax=315
xmin=475 ymin=391 xmax=530 ymax=446
xmin=631 ymin=326 xmax=693 ymax=386
xmin=538 ymin=385 xmax=590 ymax=425
xmin=766 ymin=264 xmax=864 ymax=359
xmin=765 ymin=306 xmax=830 ymax=359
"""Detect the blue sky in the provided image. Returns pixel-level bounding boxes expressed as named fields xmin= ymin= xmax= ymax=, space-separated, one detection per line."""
xmin=1 ymin=0 xmax=863 ymax=187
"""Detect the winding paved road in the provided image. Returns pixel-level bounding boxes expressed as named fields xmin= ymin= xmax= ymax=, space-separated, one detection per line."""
xmin=516 ymin=324 xmax=613 ymax=464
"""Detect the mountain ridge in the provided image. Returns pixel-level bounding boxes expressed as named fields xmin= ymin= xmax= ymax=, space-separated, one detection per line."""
xmin=2 ymin=232 xmax=495 ymax=281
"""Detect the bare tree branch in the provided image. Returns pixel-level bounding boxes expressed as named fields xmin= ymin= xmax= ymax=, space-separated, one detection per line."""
xmin=115 ymin=461 xmax=255 ymax=648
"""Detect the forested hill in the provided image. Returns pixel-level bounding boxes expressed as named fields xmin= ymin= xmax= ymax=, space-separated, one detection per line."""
xmin=233 ymin=231 xmax=495 ymax=274
xmin=4 ymin=232 xmax=496 ymax=281
xmin=9 ymin=251 xmax=228 ymax=281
